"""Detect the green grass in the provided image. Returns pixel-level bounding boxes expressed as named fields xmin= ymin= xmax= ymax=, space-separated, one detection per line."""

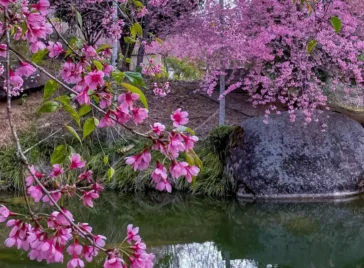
xmin=0 ymin=126 xmax=236 ymax=197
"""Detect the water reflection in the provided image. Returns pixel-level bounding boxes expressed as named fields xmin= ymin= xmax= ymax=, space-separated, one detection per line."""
xmin=1 ymin=193 xmax=364 ymax=267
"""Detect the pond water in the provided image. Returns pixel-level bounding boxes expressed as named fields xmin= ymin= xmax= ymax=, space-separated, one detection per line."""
xmin=1 ymin=193 xmax=364 ymax=268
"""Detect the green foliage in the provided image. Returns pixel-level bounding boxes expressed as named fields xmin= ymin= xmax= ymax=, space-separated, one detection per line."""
xmin=307 ymin=40 xmax=317 ymax=54
xmin=37 ymin=101 xmax=59 ymax=113
xmin=165 ymin=57 xmax=203 ymax=80
xmin=330 ymin=16 xmax=342 ymax=33
xmin=43 ymin=79 xmax=58 ymax=100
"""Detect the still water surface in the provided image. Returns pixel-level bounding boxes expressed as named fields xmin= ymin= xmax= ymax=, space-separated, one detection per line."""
xmin=0 ymin=193 xmax=364 ymax=268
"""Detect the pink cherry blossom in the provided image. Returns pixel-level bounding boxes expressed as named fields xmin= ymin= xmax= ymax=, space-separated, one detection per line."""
xmin=81 ymin=190 xmax=99 ymax=208
xmin=171 ymin=108 xmax=189 ymax=127
xmin=30 ymin=41 xmax=46 ymax=53
xmin=47 ymin=41 xmax=64 ymax=58
xmin=0 ymin=44 xmax=7 ymax=57
xmin=0 ymin=0 xmax=15 ymax=8
xmin=99 ymin=92 xmax=112 ymax=109
xmin=42 ymin=192 xmax=62 ymax=206
xmin=115 ymin=104 xmax=131 ymax=124
xmin=131 ymin=107 xmax=148 ymax=125
xmin=0 ymin=205 xmax=10 ymax=222
xmin=94 ymin=234 xmax=106 ymax=247
xmin=26 ymin=165 xmax=43 ymax=186
xmin=98 ymin=111 xmax=115 ymax=128
xmin=70 ymin=154 xmax=86 ymax=169
xmin=152 ymin=162 xmax=168 ymax=183
xmin=67 ymin=242 xmax=83 ymax=256
xmin=118 ymin=92 xmax=139 ymax=107
xmin=127 ymin=224 xmax=140 ymax=244
xmin=84 ymin=46 xmax=97 ymax=59
xmin=27 ymin=186 xmax=43 ymax=202
xmin=15 ymin=61 xmax=36 ymax=77
xmin=185 ymin=165 xmax=200 ymax=183
xmin=104 ymin=257 xmax=124 ymax=268
xmin=67 ymin=257 xmax=85 ymax=268
xmin=83 ymin=245 xmax=98 ymax=262
xmin=152 ymin=123 xmax=165 ymax=135
xmin=129 ymin=252 xmax=155 ymax=268
xmin=103 ymin=64 xmax=114 ymax=76
xmin=52 ymin=209 xmax=74 ymax=226
xmin=92 ymin=182 xmax=104 ymax=193
xmin=61 ymin=61 xmax=83 ymax=84
xmin=156 ymin=179 xmax=172 ymax=193
xmin=75 ymin=87 xmax=91 ymax=105
xmin=131 ymin=239 xmax=147 ymax=254
xmin=167 ymin=132 xmax=185 ymax=158
xmin=169 ymin=161 xmax=188 ymax=179
xmin=50 ymin=164 xmax=64 ymax=178
xmin=182 ymin=135 xmax=199 ymax=151
xmin=79 ymin=170 xmax=93 ymax=183
xmin=31 ymin=0 xmax=50 ymax=15
xmin=85 ymin=70 xmax=105 ymax=90
xmin=125 ymin=150 xmax=152 ymax=171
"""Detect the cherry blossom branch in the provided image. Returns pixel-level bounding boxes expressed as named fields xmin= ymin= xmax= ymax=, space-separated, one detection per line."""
xmin=8 ymin=46 xmax=150 ymax=139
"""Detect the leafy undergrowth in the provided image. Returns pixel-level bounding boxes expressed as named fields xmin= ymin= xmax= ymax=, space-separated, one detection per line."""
xmin=0 ymin=126 xmax=236 ymax=197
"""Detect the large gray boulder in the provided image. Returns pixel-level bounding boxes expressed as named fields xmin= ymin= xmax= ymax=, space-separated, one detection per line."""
xmin=226 ymin=110 xmax=364 ymax=199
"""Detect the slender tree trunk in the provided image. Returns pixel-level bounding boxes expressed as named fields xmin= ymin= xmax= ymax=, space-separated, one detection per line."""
xmin=111 ymin=1 xmax=118 ymax=68
xmin=136 ymin=8 xmax=150 ymax=69
xmin=219 ymin=0 xmax=225 ymax=126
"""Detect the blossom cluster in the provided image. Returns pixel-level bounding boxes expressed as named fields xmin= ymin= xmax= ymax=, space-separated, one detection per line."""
xmin=153 ymin=82 xmax=170 ymax=97
xmin=125 ymin=108 xmax=200 ymax=193
xmin=0 ymin=151 xmax=154 ymax=267
xmin=0 ymin=0 xmax=52 ymax=95
xmin=141 ymin=59 xmax=164 ymax=77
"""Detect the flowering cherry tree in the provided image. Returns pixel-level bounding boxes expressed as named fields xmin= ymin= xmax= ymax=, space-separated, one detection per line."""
xmin=1 ymin=0 xmax=201 ymax=267
xmin=151 ymin=0 xmax=364 ymax=124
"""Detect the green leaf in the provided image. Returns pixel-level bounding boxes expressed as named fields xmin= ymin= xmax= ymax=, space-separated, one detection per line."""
xmin=21 ymin=21 xmax=28 ymax=38
xmin=65 ymin=125 xmax=82 ymax=144
xmin=125 ymin=58 xmax=131 ymax=64
xmin=103 ymin=156 xmax=109 ymax=165
xmin=63 ymin=104 xmax=81 ymax=127
xmin=131 ymin=22 xmax=143 ymax=39
xmin=177 ymin=126 xmax=195 ymax=135
xmin=185 ymin=151 xmax=195 ymax=166
xmin=96 ymin=44 xmax=112 ymax=52
xmin=38 ymin=101 xmax=59 ymax=113
xmin=112 ymin=70 xmax=126 ymax=83
xmin=189 ymin=149 xmax=203 ymax=169
xmin=124 ymin=37 xmax=136 ymax=44
xmin=121 ymin=83 xmax=148 ymax=109
xmin=51 ymin=145 xmax=68 ymax=165
xmin=307 ymin=40 xmax=317 ymax=54
xmin=93 ymin=60 xmax=104 ymax=71
xmin=55 ymin=95 xmax=70 ymax=105
xmin=43 ymin=79 xmax=58 ymax=100
xmin=330 ymin=16 xmax=342 ymax=33
xmin=107 ymin=167 xmax=115 ymax=181
xmin=74 ymin=8 xmax=83 ymax=29
xmin=79 ymin=105 xmax=91 ymax=116
xmin=133 ymin=0 xmax=144 ymax=7
xmin=124 ymin=71 xmax=146 ymax=87
xmin=31 ymin=49 xmax=48 ymax=64
xmin=156 ymin=37 xmax=163 ymax=44
xmin=83 ymin=117 xmax=98 ymax=140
